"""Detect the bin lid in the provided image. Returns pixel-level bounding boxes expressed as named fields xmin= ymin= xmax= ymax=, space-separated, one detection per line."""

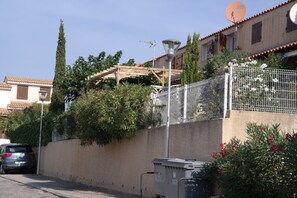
xmin=152 ymin=158 xmax=170 ymax=165
xmin=162 ymin=158 xmax=205 ymax=169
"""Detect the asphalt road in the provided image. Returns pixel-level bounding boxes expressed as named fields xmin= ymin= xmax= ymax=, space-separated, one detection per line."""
xmin=0 ymin=174 xmax=139 ymax=198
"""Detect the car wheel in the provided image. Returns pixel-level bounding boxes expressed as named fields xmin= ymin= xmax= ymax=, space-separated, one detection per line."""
xmin=0 ymin=164 xmax=5 ymax=174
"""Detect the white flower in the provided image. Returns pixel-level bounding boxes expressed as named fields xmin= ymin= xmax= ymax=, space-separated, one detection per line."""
xmin=254 ymin=77 xmax=263 ymax=82
xmin=240 ymin=63 xmax=247 ymax=67
xmin=272 ymin=78 xmax=279 ymax=83
xmin=243 ymin=84 xmax=250 ymax=89
xmin=260 ymin=63 xmax=267 ymax=69
xmin=264 ymin=87 xmax=269 ymax=92
xmin=251 ymin=87 xmax=257 ymax=91
xmin=271 ymin=87 xmax=276 ymax=94
xmin=233 ymin=63 xmax=239 ymax=67
xmin=251 ymin=60 xmax=257 ymax=65
xmin=232 ymin=59 xmax=237 ymax=63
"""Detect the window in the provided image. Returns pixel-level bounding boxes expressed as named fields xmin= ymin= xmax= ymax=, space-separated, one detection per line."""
xmin=202 ymin=44 xmax=208 ymax=61
xmin=226 ymin=33 xmax=236 ymax=52
xmin=175 ymin=54 xmax=183 ymax=69
xmin=40 ymin=87 xmax=51 ymax=101
xmin=202 ymin=41 xmax=215 ymax=61
xmin=286 ymin=10 xmax=297 ymax=33
xmin=17 ymin=85 xmax=28 ymax=100
xmin=252 ymin=21 xmax=262 ymax=44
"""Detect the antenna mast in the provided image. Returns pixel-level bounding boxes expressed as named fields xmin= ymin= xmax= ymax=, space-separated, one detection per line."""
xmin=139 ymin=40 xmax=156 ymax=67
xmin=225 ymin=1 xmax=246 ymax=51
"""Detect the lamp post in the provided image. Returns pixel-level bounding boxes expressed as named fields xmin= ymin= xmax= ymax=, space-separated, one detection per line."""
xmin=162 ymin=39 xmax=181 ymax=158
xmin=37 ymin=90 xmax=48 ymax=175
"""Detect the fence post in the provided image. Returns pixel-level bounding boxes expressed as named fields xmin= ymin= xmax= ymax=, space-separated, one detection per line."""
xmin=183 ymin=84 xmax=188 ymax=122
xmin=224 ymin=73 xmax=229 ymax=118
xmin=152 ymin=93 xmax=157 ymax=123
xmin=229 ymin=65 xmax=233 ymax=111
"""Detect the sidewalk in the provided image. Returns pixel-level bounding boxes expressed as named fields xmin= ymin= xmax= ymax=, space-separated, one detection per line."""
xmin=0 ymin=174 xmax=139 ymax=198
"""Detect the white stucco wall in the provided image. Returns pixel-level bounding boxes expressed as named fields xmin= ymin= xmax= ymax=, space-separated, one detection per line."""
xmin=9 ymin=84 xmax=17 ymax=101
xmin=0 ymin=89 xmax=11 ymax=108
xmin=28 ymin=86 xmax=43 ymax=102
xmin=9 ymin=84 xmax=52 ymax=104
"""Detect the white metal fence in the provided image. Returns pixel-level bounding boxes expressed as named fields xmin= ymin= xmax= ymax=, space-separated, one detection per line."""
xmin=153 ymin=67 xmax=297 ymax=126
xmin=152 ymin=75 xmax=228 ymax=125
xmin=231 ymin=67 xmax=297 ymax=113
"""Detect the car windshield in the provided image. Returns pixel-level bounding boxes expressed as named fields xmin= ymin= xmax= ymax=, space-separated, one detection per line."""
xmin=6 ymin=146 xmax=33 ymax=153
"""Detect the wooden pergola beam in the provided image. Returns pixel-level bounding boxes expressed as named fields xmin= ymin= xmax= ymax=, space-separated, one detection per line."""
xmin=87 ymin=65 xmax=182 ymax=89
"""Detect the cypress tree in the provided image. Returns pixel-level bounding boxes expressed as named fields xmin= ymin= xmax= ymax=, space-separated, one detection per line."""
xmin=181 ymin=32 xmax=203 ymax=85
xmin=50 ymin=19 xmax=66 ymax=113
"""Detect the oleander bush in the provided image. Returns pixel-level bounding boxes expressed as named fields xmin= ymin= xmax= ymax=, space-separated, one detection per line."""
xmin=203 ymin=123 xmax=297 ymax=198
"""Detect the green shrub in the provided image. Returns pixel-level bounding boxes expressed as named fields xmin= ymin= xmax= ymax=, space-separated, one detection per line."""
xmin=7 ymin=103 xmax=50 ymax=147
xmin=73 ymin=84 xmax=160 ymax=145
xmin=204 ymin=123 xmax=297 ymax=198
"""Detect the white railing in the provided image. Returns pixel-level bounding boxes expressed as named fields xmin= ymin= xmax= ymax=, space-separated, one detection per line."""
xmin=232 ymin=67 xmax=297 ymax=113
xmin=153 ymin=67 xmax=297 ymax=126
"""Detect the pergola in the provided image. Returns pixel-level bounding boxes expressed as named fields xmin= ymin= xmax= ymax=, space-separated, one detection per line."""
xmin=87 ymin=65 xmax=183 ymax=89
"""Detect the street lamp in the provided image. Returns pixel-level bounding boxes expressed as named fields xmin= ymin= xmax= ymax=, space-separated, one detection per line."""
xmin=37 ymin=90 xmax=48 ymax=175
xmin=162 ymin=39 xmax=181 ymax=158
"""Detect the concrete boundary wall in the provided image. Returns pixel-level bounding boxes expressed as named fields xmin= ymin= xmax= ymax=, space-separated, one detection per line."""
xmin=40 ymin=110 xmax=296 ymax=197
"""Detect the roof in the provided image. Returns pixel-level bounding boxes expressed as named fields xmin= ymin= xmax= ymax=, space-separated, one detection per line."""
xmin=151 ymin=1 xmax=294 ymax=64
xmin=7 ymin=101 xmax=33 ymax=110
xmin=251 ymin=41 xmax=297 ymax=58
xmin=200 ymin=0 xmax=294 ymax=41
xmin=154 ymin=0 xmax=294 ymax=63
xmin=0 ymin=82 xmax=12 ymax=89
xmin=5 ymin=76 xmax=53 ymax=86
xmin=0 ymin=108 xmax=10 ymax=116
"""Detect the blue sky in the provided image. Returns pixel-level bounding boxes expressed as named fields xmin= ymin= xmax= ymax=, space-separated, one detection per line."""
xmin=0 ymin=0 xmax=287 ymax=81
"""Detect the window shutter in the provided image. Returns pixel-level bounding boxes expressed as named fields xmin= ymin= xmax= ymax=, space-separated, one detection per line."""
xmin=286 ymin=10 xmax=297 ymax=32
xmin=252 ymin=22 xmax=262 ymax=44
xmin=17 ymin=85 xmax=28 ymax=100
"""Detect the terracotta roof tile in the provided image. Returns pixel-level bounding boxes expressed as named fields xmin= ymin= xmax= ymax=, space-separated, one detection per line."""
xmin=8 ymin=101 xmax=33 ymax=110
xmin=0 ymin=82 xmax=12 ymax=89
xmin=200 ymin=0 xmax=293 ymax=41
xmin=153 ymin=1 xmax=293 ymax=63
xmin=5 ymin=76 xmax=53 ymax=86
xmin=0 ymin=108 xmax=10 ymax=116
xmin=251 ymin=41 xmax=297 ymax=58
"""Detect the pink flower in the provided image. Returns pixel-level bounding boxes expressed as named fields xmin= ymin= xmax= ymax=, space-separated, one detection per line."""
xmin=294 ymin=133 xmax=297 ymax=140
xmin=220 ymin=150 xmax=226 ymax=157
xmin=211 ymin=152 xmax=218 ymax=158
xmin=285 ymin=133 xmax=291 ymax=141
xmin=271 ymin=145 xmax=281 ymax=151
xmin=232 ymin=143 xmax=239 ymax=147
xmin=220 ymin=142 xmax=226 ymax=149
xmin=267 ymin=136 xmax=274 ymax=145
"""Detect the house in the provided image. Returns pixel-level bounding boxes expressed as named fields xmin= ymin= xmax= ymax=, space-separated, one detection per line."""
xmin=154 ymin=0 xmax=297 ymax=70
xmin=0 ymin=76 xmax=52 ymax=137
xmin=0 ymin=76 xmax=52 ymax=116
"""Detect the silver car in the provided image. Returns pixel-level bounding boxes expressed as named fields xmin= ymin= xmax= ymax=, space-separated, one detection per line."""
xmin=0 ymin=144 xmax=36 ymax=174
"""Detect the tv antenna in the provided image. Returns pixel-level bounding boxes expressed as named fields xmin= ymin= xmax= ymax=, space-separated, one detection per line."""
xmin=139 ymin=40 xmax=156 ymax=67
xmin=225 ymin=1 xmax=246 ymax=51
xmin=289 ymin=3 xmax=297 ymax=25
